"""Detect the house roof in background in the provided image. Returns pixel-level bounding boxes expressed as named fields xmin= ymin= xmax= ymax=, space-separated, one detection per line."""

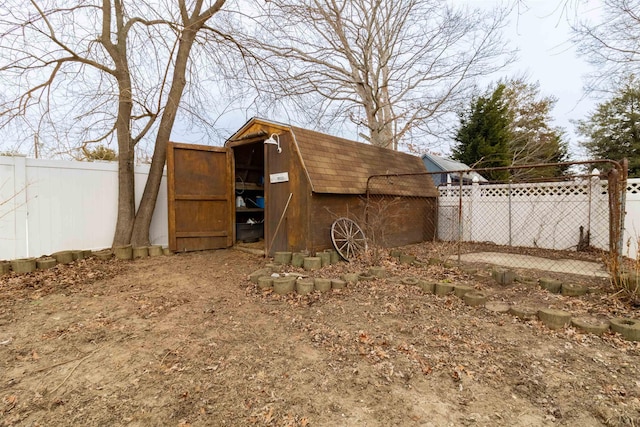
xmin=227 ymin=118 xmax=437 ymax=197
xmin=421 ymin=153 xmax=488 ymax=183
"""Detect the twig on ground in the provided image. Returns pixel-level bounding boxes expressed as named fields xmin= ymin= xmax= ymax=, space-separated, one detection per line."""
xmin=32 ymin=355 xmax=89 ymax=374
xmin=49 ymin=346 xmax=102 ymax=395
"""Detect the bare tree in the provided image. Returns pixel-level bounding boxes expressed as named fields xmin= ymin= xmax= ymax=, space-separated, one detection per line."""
xmin=238 ymin=0 xmax=514 ymax=150
xmin=571 ymin=0 xmax=640 ymax=92
xmin=0 ymin=0 xmax=231 ymax=246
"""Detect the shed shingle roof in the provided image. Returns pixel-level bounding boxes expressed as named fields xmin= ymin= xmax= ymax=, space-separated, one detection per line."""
xmin=227 ymin=118 xmax=437 ymax=198
xmin=290 ymin=126 xmax=436 ymax=197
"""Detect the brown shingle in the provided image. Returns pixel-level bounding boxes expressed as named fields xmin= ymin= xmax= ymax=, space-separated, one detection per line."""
xmin=290 ymin=126 xmax=436 ymax=197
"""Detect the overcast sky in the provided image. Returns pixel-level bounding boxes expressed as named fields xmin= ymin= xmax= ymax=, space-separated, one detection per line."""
xmin=0 ymin=0 xmax=605 ymax=159
xmin=478 ymin=0 xmax=603 ymax=159
xmin=205 ymin=0 xmax=605 ymax=158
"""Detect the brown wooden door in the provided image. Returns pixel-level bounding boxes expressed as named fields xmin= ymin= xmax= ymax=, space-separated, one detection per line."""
xmin=167 ymin=142 xmax=233 ymax=252
xmin=265 ymin=135 xmax=290 ymax=256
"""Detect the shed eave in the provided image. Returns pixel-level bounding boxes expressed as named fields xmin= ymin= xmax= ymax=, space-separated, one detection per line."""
xmin=224 ymin=117 xmax=293 ymax=147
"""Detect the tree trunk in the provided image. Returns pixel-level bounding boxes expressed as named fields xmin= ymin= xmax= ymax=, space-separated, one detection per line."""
xmin=129 ymin=139 xmax=167 ymax=246
xmin=112 ymin=70 xmax=136 ymax=246
xmin=129 ymin=29 xmax=197 ymax=247
xmin=113 ymin=151 xmax=136 ymax=246
xmin=108 ymin=2 xmax=137 ymax=248
xmin=129 ymin=1 xmax=227 ymax=246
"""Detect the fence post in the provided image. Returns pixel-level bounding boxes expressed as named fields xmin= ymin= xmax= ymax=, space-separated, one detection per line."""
xmin=457 ymin=175 xmax=463 ymax=263
xmin=589 ymin=168 xmax=600 ymax=235
xmin=508 ymin=179 xmax=512 ymax=246
xmin=618 ymin=159 xmax=628 ymax=272
xmin=13 ymin=156 xmax=28 ymax=258
xmin=470 ymin=176 xmax=479 ymax=242
xmin=607 ymin=165 xmax=626 ymax=282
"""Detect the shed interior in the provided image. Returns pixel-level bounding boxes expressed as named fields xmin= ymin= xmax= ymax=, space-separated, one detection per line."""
xmin=232 ymin=141 xmax=266 ymax=243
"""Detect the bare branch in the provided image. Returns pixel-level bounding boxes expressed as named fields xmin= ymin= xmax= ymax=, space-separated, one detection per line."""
xmin=235 ymin=0 xmax=513 ymax=149
xmin=571 ymin=0 xmax=640 ymax=92
xmin=0 ymin=0 xmax=235 ymax=246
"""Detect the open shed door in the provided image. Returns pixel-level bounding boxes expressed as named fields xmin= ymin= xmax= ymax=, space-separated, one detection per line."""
xmin=167 ymin=142 xmax=233 ymax=252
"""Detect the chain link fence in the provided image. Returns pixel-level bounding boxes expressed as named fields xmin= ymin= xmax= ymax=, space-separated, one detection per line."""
xmin=364 ymin=160 xmax=629 ymax=282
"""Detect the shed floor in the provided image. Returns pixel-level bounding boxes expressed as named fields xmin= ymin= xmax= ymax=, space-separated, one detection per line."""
xmin=459 ymin=251 xmax=609 ymax=278
xmin=234 ymin=239 xmax=265 ymax=256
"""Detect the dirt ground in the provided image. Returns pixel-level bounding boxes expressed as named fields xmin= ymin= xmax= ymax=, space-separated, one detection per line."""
xmin=1 ymin=247 xmax=639 ymax=427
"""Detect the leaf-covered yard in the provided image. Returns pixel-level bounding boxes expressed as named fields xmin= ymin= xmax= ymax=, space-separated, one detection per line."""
xmin=1 ymin=249 xmax=639 ymax=426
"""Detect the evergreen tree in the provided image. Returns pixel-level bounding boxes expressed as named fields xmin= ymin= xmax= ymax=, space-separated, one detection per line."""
xmin=576 ymin=78 xmax=640 ymax=178
xmin=453 ymin=79 xmax=569 ymax=181
xmin=452 ymin=84 xmax=511 ymax=181
xmin=502 ymin=79 xmax=569 ymax=179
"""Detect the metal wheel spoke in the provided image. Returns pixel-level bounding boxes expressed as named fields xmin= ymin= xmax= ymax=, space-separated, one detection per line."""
xmin=331 ymin=217 xmax=367 ymax=262
xmin=339 ymin=221 xmax=350 ymax=236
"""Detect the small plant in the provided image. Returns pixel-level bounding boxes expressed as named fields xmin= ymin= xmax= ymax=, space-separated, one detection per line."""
xmin=612 ymin=235 xmax=640 ymax=304
xmin=430 ymin=239 xmax=459 ymax=265
xmin=324 ymin=195 xmax=410 ymax=266
xmin=360 ymin=195 xmax=404 ymax=265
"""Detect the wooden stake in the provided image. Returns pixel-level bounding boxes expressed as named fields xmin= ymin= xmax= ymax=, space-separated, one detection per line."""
xmin=267 ymin=193 xmax=293 ymax=256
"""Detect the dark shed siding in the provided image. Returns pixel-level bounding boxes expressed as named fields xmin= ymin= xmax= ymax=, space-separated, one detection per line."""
xmin=227 ymin=118 xmax=439 ymax=253
xmin=308 ymin=194 xmax=436 ymax=251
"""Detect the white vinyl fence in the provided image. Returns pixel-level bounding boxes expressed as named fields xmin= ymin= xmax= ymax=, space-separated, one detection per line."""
xmin=0 ymin=156 xmax=167 ymax=260
xmin=1 ymin=156 xmax=639 ymax=262
xmin=625 ymin=179 xmax=640 ymax=259
xmin=438 ymin=177 xmax=640 ymax=260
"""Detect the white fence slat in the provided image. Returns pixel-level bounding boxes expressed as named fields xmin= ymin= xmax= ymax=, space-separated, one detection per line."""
xmin=0 ymin=157 xmax=19 ymax=259
xmin=0 ymin=157 xmax=168 ymax=260
xmin=625 ymin=179 xmax=640 ymax=259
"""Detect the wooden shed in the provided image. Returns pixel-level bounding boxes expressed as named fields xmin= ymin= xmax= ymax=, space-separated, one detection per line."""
xmin=167 ymin=118 xmax=438 ymax=255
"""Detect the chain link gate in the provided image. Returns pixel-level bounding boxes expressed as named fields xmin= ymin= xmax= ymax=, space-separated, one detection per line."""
xmin=365 ymin=160 xmax=628 ymax=281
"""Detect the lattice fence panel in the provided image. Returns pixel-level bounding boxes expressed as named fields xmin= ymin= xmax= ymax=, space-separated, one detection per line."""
xmin=366 ymin=164 xmax=630 ymax=277
xmin=437 ymin=178 xmax=610 ymax=252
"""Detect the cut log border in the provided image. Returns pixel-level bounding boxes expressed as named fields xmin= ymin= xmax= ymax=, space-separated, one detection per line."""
xmin=36 ymin=257 xmax=57 ymax=270
xmin=132 ymin=246 xmax=149 ymax=259
xmin=148 ymin=245 xmax=164 ymax=257
xmin=434 ymin=282 xmax=454 ymax=296
xmin=11 ymin=258 xmax=37 ymax=274
xmin=114 ymin=245 xmax=133 ymax=260
xmin=539 ymin=277 xmax=562 ymax=294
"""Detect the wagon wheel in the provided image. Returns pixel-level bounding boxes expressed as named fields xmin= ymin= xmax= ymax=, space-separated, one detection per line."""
xmin=331 ymin=217 xmax=367 ymax=261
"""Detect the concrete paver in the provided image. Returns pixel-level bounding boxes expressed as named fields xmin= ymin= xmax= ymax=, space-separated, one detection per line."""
xmin=459 ymin=251 xmax=609 ymax=278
